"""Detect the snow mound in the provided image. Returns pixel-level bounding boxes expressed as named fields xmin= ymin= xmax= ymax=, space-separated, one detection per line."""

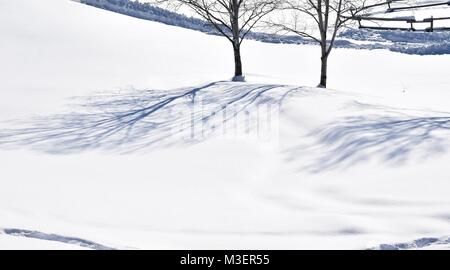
xmin=0 ymin=81 xmax=287 ymax=153
xmin=1 ymin=228 xmax=114 ymax=250
xmin=373 ymin=236 xmax=450 ymax=250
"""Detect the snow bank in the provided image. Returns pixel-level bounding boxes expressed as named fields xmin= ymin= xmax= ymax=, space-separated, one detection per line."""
xmin=340 ymin=29 xmax=450 ymax=55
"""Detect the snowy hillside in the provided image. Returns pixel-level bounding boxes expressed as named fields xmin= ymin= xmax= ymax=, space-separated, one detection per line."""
xmin=79 ymin=0 xmax=450 ymax=55
xmin=1 ymin=0 xmax=450 ymax=249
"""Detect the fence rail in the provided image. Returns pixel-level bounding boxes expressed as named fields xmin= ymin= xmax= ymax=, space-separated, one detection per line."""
xmin=345 ymin=1 xmax=450 ymax=32
xmin=387 ymin=1 xmax=450 ymax=12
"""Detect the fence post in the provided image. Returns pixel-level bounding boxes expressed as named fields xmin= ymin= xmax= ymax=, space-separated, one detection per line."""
xmin=430 ymin=16 xmax=434 ymax=32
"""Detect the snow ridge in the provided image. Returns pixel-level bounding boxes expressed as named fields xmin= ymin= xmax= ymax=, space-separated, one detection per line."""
xmin=372 ymin=236 xmax=450 ymax=250
xmin=1 ymin=228 xmax=115 ymax=250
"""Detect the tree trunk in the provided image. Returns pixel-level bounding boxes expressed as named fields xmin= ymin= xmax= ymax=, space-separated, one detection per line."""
xmin=319 ymin=54 xmax=328 ymax=88
xmin=231 ymin=0 xmax=242 ymax=79
xmin=233 ymin=45 xmax=243 ymax=77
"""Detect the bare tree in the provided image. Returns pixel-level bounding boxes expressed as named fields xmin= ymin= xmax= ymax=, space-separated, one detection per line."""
xmin=269 ymin=0 xmax=377 ymax=87
xmin=158 ymin=0 xmax=280 ymax=81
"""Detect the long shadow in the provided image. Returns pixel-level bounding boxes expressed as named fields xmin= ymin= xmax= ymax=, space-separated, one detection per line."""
xmin=0 ymin=82 xmax=291 ymax=153
xmin=287 ymin=115 xmax=450 ymax=172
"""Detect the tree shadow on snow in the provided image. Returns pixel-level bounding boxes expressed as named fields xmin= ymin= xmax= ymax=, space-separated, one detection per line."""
xmin=287 ymin=115 xmax=450 ymax=172
xmin=0 ymin=81 xmax=294 ymax=154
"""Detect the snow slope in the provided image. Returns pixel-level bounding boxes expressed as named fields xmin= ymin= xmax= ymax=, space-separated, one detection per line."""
xmin=0 ymin=0 xmax=450 ymax=249
xmin=81 ymin=0 xmax=450 ymax=55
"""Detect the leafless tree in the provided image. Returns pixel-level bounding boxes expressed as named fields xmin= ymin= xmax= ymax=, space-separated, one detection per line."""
xmin=269 ymin=0 xmax=379 ymax=87
xmin=157 ymin=0 xmax=280 ymax=80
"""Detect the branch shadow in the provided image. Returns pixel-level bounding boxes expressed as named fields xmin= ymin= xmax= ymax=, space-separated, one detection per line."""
xmin=0 ymin=82 xmax=292 ymax=154
xmin=287 ymin=115 xmax=450 ymax=173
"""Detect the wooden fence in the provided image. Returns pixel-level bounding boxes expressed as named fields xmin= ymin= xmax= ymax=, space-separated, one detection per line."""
xmin=345 ymin=0 xmax=450 ymax=32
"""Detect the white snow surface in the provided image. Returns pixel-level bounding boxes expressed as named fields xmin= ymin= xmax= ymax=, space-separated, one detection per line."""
xmin=0 ymin=0 xmax=450 ymax=249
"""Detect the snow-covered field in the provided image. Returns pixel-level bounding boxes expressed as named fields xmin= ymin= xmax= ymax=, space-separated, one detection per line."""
xmin=0 ymin=0 xmax=450 ymax=249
